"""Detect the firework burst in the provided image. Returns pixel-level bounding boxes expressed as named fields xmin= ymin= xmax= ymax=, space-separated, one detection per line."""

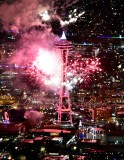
xmin=25 ymin=47 xmax=101 ymax=91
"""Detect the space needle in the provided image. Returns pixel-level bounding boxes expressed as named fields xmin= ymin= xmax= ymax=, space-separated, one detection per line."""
xmin=55 ymin=31 xmax=73 ymax=126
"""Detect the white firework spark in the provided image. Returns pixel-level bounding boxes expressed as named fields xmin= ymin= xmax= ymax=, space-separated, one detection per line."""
xmin=61 ymin=10 xmax=85 ymax=26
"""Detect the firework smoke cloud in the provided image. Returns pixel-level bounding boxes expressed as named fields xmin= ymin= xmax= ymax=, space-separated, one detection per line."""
xmin=0 ymin=0 xmax=63 ymax=90
xmin=0 ymin=0 xmax=56 ymax=31
xmin=24 ymin=109 xmax=44 ymax=129
xmin=0 ymin=0 xmax=101 ymax=92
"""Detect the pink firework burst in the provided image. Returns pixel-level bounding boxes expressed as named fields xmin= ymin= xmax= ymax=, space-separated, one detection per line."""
xmin=33 ymin=48 xmax=61 ymax=76
xmin=26 ymin=48 xmax=101 ymax=90
xmin=67 ymin=56 xmax=102 ymax=89
xmin=27 ymin=48 xmax=61 ymax=88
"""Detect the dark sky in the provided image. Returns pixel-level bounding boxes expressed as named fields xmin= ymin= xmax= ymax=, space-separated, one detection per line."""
xmin=0 ymin=0 xmax=123 ymax=37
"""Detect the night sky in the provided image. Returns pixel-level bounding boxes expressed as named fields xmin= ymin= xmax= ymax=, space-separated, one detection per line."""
xmin=55 ymin=0 xmax=124 ymax=39
xmin=0 ymin=0 xmax=123 ymax=39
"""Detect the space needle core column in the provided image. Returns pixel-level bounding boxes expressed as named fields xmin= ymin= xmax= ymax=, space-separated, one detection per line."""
xmin=55 ymin=31 xmax=73 ymax=125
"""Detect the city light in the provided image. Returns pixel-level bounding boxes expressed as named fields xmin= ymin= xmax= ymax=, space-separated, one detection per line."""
xmin=0 ymin=0 xmax=124 ymax=158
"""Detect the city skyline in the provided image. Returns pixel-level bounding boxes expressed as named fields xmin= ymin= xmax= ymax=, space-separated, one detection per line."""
xmin=0 ymin=1 xmax=124 ymax=159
